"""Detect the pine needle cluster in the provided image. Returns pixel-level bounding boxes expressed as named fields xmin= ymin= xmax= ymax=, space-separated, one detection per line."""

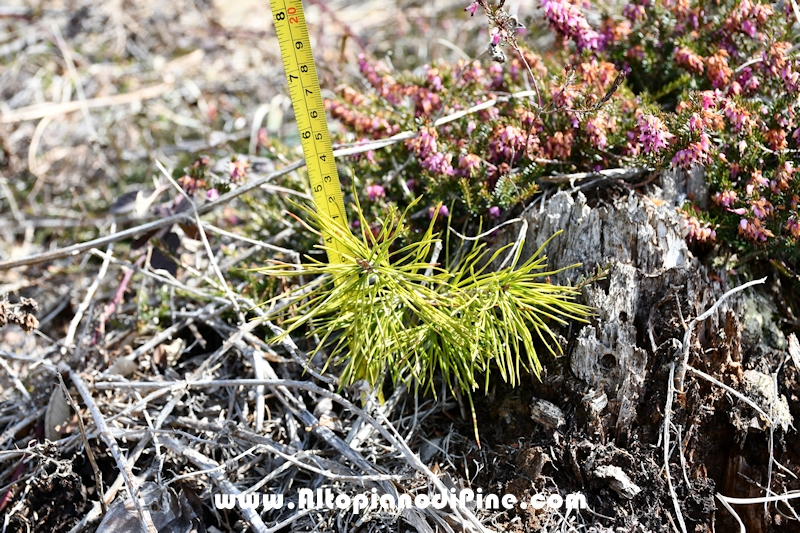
xmin=257 ymin=199 xmax=591 ymax=437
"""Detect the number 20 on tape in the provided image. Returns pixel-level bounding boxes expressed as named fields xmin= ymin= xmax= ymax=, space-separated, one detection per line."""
xmin=270 ymin=0 xmax=349 ymax=264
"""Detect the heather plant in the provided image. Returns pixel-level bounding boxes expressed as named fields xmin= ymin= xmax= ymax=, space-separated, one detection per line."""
xmin=324 ymin=0 xmax=799 ymax=269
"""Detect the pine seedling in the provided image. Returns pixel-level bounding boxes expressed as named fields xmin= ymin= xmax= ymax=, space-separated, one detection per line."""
xmin=256 ymin=197 xmax=592 ymax=442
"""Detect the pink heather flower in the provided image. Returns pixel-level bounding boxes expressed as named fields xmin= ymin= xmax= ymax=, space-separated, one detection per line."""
xmin=689 ymin=113 xmax=704 ymax=134
xmin=357 ymin=54 xmax=402 ymax=105
xmin=229 ymin=159 xmax=249 ymax=182
xmin=457 ymin=153 xmax=482 ymax=177
xmin=786 ymin=217 xmax=800 ymax=238
xmin=671 ymin=134 xmax=712 ymax=169
xmin=366 ymin=183 xmax=385 ymax=201
xmin=422 ymin=152 xmax=455 ymax=176
xmin=674 ymin=46 xmax=705 ymax=75
xmin=467 ymin=120 xmax=476 ymax=134
xmin=766 ymin=129 xmax=788 ymax=151
xmin=638 ymin=114 xmax=675 ymax=154
xmin=783 ymin=65 xmax=800 ymax=92
xmin=465 ymin=1 xmax=479 ymax=16
xmin=586 ymin=117 xmax=608 ymax=149
xmin=412 ymin=88 xmax=442 ymax=117
xmin=206 ymin=188 xmax=219 ymax=201
xmin=541 ymin=0 xmax=601 ymax=51
xmin=358 ymin=53 xmax=384 ymax=91
xmin=739 ymin=218 xmax=773 ymax=242
xmin=544 ymin=130 xmax=573 ymax=160
xmin=624 ymin=130 xmax=642 ymax=156
xmin=706 ymin=49 xmax=732 ymax=89
xmin=750 ymin=197 xmax=773 ymax=219
xmin=700 ymin=91 xmax=719 ymax=110
xmin=723 ymin=99 xmax=751 ymax=132
xmin=712 ymin=189 xmax=737 ymax=208
xmin=622 ymin=3 xmax=647 ymax=22
xmin=407 ymin=127 xmax=438 ymax=159
xmin=627 ymin=45 xmax=646 ymax=61
xmin=426 ymin=67 xmax=443 ymax=92
xmin=489 ymin=206 xmax=501 ymax=218
xmin=772 ymin=162 xmax=796 ymax=192
xmin=430 ymin=205 xmax=449 ymax=219
xmin=681 ymin=214 xmax=716 ymax=243
xmin=741 ymin=19 xmax=756 ymax=38
xmin=489 ymin=125 xmax=536 ymax=163
xmin=461 ymin=60 xmax=486 ymax=84
xmin=737 ymin=68 xmax=760 ymax=93
xmin=726 ymin=0 xmax=773 ymax=38
xmin=488 ymin=63 xmax=504 ymax=89
xmin=745 ymin=170 xmax=769 ymax=195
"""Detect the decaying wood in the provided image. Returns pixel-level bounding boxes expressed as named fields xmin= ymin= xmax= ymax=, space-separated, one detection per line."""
xmin=495 ymin=188 xmax=739 ymax=441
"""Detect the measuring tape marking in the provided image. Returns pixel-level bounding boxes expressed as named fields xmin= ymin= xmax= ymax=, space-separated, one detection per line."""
xmin=270 ymin=0 xmax=348 ymax=263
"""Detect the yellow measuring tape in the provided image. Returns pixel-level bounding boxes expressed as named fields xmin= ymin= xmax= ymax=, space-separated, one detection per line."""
xmin=269 ymin=0 xmax=348 ymax=264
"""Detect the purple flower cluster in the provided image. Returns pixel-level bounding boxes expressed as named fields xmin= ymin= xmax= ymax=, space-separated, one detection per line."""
xmin=722 ymin=99 xmax=751 ymax=132
xmin=622 ymin=3 xmax=647 ymax=22
xmin=726 ymin=0 xmax=773 ymax=38
xmin=681 ymin=214 xmax=716 ymax=243
xmin=671 ymin=133 xmax=712 ymax=169
xmin=586 ymin=117 xmax=609 ymax=149
xmin=229 ymin=159 xmax=249 ymax=183
xmin=426 ymin=67 xmax=443 ymax=92
xmin=763 ymin=42 xmax=800 ymax=93
xmin=637 ymin=114 xmax=674 ymax=155
xmin=325 ymin=0 xmax=799 ymax=253
xmin=406 ymin=127 xmax=454 ymax=176
xmin=674 ymin=46 xmax=704 ymax=75
xmin=429 ymin=204 xmax=449 ymax=219
xmin=739 ymin=218 xmax=773 ymax=242
xmin=488 ymin=125 xmax=537 ymax=163
xmin=357 ymin=54 xmax=402 ymax=105
xmin=785 ymin=217 xmax=800 ymax=238
xmin=457 ymin=153 xmax=482 ymax=177
xmin=421 ymin=152 xmax=455 ymax=176
xmin=366 ymin=184 xmax=385 ymax=202
xmin=541 ymin=0 xmax=601 ymax=51
xmin=712 ymin=189 xmax=737 ymax=208
xmin=745 ymin=169 xmax=770 ymax=195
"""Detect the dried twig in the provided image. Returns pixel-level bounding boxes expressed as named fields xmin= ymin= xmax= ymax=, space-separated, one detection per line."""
xmin=156 ymin=158 xmax=243 ymax=319
xmin=61 ymin=364 xmax=157 ymax=533
xmin=56 ymin=373 xmax=107 ymax=514
xmin=89 ymin=377 xmax=493 ymax=533
xmin=663 ymin=363 xmax=688 ymax=533
xmin=0 ymin=83 xmax=173 ymax=124
xmin=159 ymin=436 xmax=269 ymax=533
xmin=675 ymin=277 xmax=767 ymax=391
xmin=64 ymin=223 xmax=115 ymax=349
